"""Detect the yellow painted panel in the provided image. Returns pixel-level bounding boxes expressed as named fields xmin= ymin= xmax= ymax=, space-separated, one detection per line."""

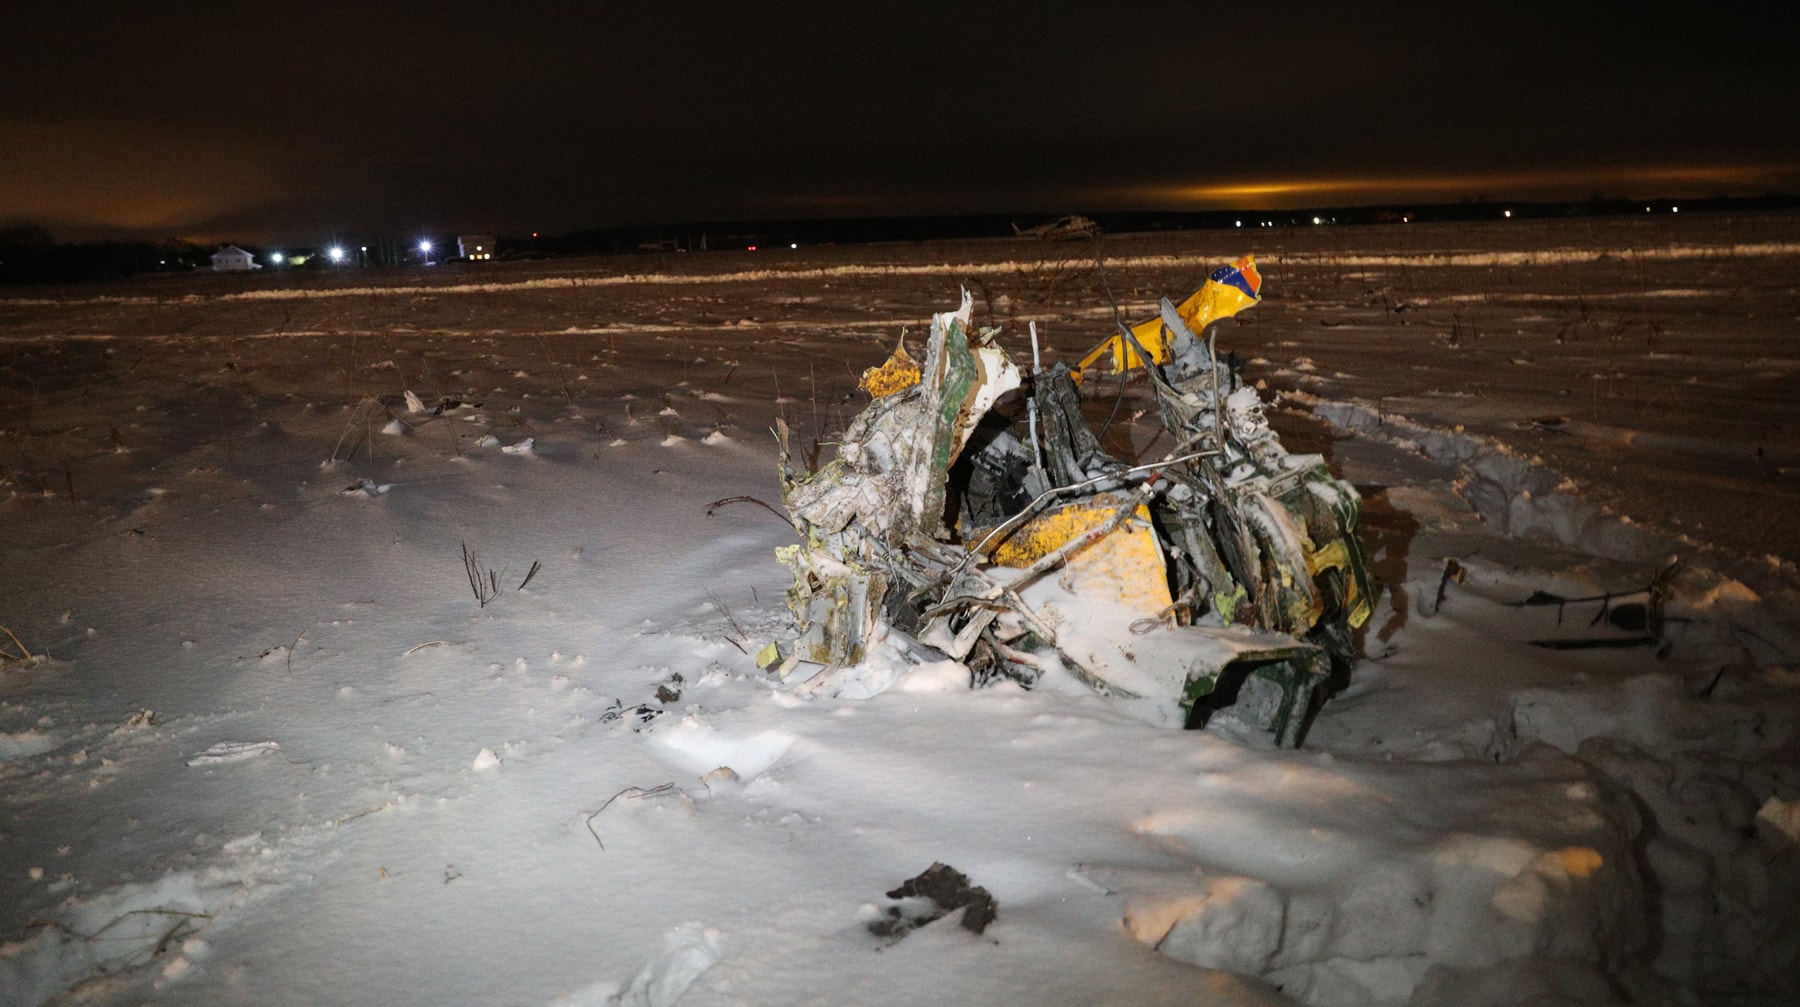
xmin=984 ymin=497 xmax=1173 ymax=616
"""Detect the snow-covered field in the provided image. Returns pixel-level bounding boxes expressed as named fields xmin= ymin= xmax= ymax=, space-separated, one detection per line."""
xmin=3 ymin=214 xmax=1797 ymax=1006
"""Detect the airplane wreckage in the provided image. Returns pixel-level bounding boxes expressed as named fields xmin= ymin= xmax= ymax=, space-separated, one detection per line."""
xmin=759 ymin=257 xmax=1373 ymax=746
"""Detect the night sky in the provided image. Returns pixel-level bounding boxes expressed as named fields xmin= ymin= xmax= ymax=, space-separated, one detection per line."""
xmin=4 ymin=3 xmax=1796 ymax=244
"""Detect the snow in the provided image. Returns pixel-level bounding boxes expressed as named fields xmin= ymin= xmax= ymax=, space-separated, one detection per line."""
xmin=3 ymin=215 xmax=1798 ymax=1006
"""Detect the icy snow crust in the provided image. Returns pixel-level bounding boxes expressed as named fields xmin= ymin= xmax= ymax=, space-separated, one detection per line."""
xmin=2 ymin=215 xmax=1798 ymax=1006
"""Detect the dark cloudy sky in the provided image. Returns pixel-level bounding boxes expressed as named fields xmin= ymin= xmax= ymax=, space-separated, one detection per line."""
xmin=4 ymin=3 xmax=1796 ymax=244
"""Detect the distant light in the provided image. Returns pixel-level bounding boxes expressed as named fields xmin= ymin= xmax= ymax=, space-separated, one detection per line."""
xmin=1311 ymin=217 xmax=1322 ymax=225
xmin=748 ymin=245 xmax=757 ymax=251
xmin=789 ymin=242 xmax=798 ymax=249
xmin=1672 ymin=206 xmax=1680 ymax=213
xmin=1646 ymin=206 xmax=1653 ymax=212
xmin=418 ymin=240 xmax=432 ymax=253
xmin=532 ymin=232 xmax=539 ymax=238
xmin=1503 ymin=210 xmax=1512 ymax=218
xmin=328 ymin=246 xmax=345 ymax=262
xmin=360 ymin=246 xmax=367 ymax=252
xmin=270 ymin=252 xmax=284 ymax=264
xmin=1234 ymin=220 xmax=1242 ymax=227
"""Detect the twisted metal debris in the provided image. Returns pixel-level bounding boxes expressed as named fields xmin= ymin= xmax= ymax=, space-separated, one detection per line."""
xmin=763 ymin=258 xmax=1371 ymax=745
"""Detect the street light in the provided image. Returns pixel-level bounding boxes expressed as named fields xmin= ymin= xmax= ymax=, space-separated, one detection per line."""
xmin=328 ymin=246 xmax=345 ymax=263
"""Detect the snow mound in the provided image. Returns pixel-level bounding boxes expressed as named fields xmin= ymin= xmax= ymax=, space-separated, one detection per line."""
xmin=1506 ymin=667 xmax=1800 ymax=997
xmin=1120 ymin=747 xmax=1651 ymax=1007
xmin=1317 ymin=399 xmax=1800 ymax=658
xmin=649 ymin=715 xmax=795 ymax=781
xmin=1317 ymin=401 xmax=1656 ymax=562
xmin=0 ymin=730 xmax=59 ymax=761
xmin=614 ymin=923 xmax=722 ymax=1007
xmin=0 ymin=872 xmax=227 ymax=1006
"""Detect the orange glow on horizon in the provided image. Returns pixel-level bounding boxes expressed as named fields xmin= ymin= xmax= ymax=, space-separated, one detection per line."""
xmin=1137 ymin=162 xmax=1800 ymax=209
xmin=0 ymin=118 xmax=299 ymax=242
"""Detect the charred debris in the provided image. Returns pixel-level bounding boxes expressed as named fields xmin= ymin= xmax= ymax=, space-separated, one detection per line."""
xmin=759 ymin=257 xmax=1373 ymax=746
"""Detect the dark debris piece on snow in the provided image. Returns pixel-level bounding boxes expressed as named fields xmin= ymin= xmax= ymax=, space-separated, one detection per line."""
xmin=869 ymin=862 xmax=997 ymax=939
xmin=1513 ymin=560 xmax=1682 ymax=652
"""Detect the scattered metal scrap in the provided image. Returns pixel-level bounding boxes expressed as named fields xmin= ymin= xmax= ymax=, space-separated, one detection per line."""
xmin=1515 ymin=560 xmax=1682 ymax=652
xmin=761 ymin=258 xmax=1373 ymax=746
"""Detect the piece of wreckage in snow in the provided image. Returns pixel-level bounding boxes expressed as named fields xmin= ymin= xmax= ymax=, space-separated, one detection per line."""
xmin=763 ymin=257 xmax=1373 ymax=746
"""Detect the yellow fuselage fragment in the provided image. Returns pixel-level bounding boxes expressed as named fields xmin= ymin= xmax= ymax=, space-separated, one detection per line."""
xmin=980 ymin=496 xmax=1174 ymax=617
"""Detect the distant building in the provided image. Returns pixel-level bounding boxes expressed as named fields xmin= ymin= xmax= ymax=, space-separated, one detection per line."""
xmin=458 ymin=235 xmax=496 ymax=261
xmin=211 ymin=245 xmax=260 ymax=272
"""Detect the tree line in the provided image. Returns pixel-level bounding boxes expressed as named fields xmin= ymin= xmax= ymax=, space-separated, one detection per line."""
xmin=0 ymin=224 xmax=208 ymax=286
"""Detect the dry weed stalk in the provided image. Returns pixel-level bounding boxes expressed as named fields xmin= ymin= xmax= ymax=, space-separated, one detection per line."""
xmin=705 ymin=494 xmax=789 ymax=524
xmin=462 ymin=542 xmax=501 ymax=606
xmin=1 ymin=625 xmax=38 ymax=665
xmin=461 ymin=543 xmax=541 ymax=607
xmin=333 ymin=801 xmax=395 ymax=829
xmin=706 ymin=590 xmax=750 ymax=654
xmin=584 ymin=783 xmax=681 ymax=850
xmin=330 ymin=397 xmax=390 ymax=464
xmin=534 ymin=336 xmax=580 ymax=407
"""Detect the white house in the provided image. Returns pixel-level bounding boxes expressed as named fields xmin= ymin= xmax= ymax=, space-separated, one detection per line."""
xmin=458 ymin=235 xmax=496 ymax=261
xmin=211 ymin=245 xmax=260 ymax=272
